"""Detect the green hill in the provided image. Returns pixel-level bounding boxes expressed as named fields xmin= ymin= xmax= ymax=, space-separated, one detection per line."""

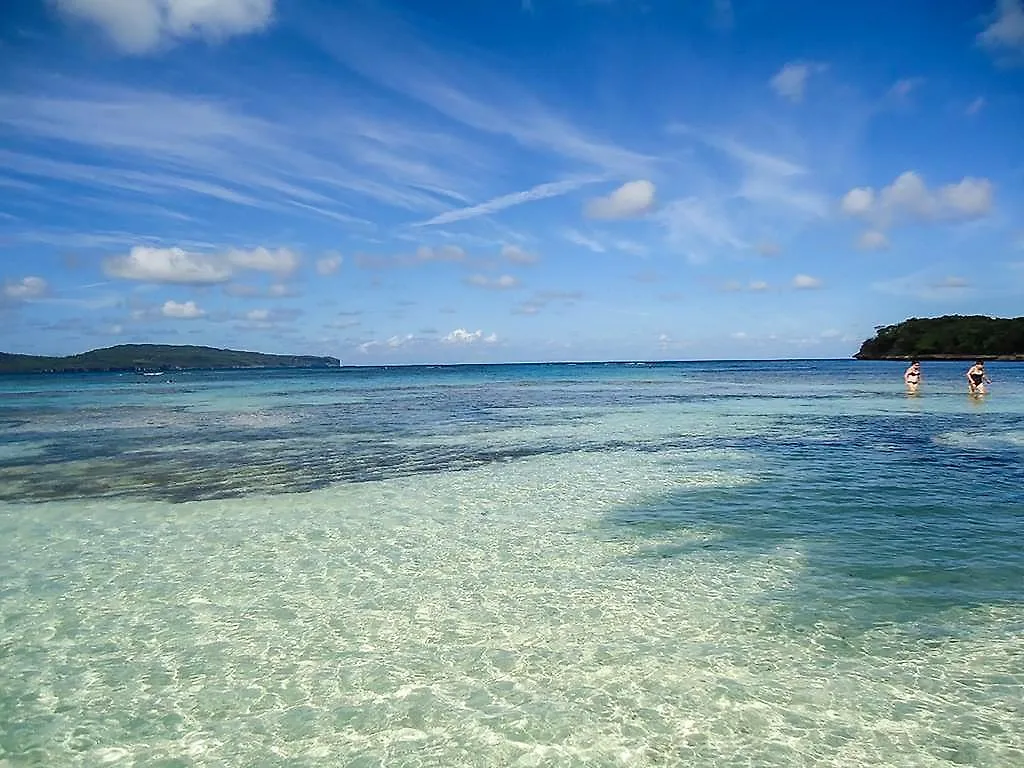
xmin=0 ymin=344 xmax=340 ymax=373
xmin=854 ymin=315 xmax=1024 ymax=360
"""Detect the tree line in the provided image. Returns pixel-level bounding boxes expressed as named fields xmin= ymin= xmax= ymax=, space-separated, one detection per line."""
xmin=855 ymin=315 xmax=1024 ymax=359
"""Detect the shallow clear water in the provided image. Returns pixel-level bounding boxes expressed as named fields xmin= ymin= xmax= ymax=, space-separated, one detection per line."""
xmin=1 ymin=360 xmax=1022 ymax=766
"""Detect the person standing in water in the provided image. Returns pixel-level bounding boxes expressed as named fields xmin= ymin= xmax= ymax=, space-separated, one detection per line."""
xmin=903 ymin=360 xmax=922 ymax=393
xmin=966 ymin=360 xmax=991 ymax=395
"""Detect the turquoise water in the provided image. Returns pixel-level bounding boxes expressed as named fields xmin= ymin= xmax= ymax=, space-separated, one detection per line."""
xmin=1 ymin=360 xmax=1022 ymax=767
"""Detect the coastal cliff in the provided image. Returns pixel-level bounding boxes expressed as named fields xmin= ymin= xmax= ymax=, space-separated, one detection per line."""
xmin=854 ymin=315 xmax=1024 ymax=360
xmin=0 ymin=344 xmax=341 ymax=373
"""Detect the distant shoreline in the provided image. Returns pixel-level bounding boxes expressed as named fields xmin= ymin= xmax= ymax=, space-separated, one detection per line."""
xmin=855 ymin=354 xmax=1024 ymax=361
xmin=0 ymin=344 xmax=340 ymax=374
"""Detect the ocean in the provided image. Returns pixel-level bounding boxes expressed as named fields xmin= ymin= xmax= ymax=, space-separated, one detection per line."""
xmin=1 ymin=359 xmax=1021 ymax=767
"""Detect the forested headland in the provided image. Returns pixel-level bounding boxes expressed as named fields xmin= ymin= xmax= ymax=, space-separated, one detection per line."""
xmin=854 ymin=315 xmax=1024 ymax=360
xmin=0 ymin=344 xmax=341 ymax=373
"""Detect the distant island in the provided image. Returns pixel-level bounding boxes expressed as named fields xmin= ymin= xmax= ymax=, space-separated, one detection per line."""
xmin=855 ymin=315 xmax=1024 ymax=360
xmin=0 ymin=344 xmax=341 ymax=374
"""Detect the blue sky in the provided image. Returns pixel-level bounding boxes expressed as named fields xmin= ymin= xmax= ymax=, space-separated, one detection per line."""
xmin=1 ymin=0 xmax=1022 ymax=364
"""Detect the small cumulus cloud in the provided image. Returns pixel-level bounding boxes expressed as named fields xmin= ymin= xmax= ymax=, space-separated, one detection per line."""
xmin=105 ymin=246 xmax=232 ymax=284
xmin=467 ymin=274 xmax=519 ymax=289
xmin=840 ymin=187 xmax=875 ymax=216
xmin=769 ymin=61 xmax=826 ymax=103
xmin=226 ymin=247 xmax=299 ymax=275
xmin=722 ymin=280 xmax=770 ymax=292
xmin=51 ymin=0 xmax=277 ymax=55
xmin=888 ymin=77 xmax=925 ymax=100
xmin=104 ymin=245 xmax=299 ymax=285
xmin=161 ymin=299 xmax=205 ymax=318
xmin=224 ymin=282 xmax=299 ymax=298
xmin=977 ymin=0 xmax=1024 ymax=60
xmin=358 ymin=334 xmax=416 ymax=353
xmin=3 ymin=276 xmax=49 ymax=300
xmin=840 ymin=171 xmax=994 ymax=230
xmin=585 ymin=180 xmax=656 ymax=219
xmin=238 ymin=307 xmax=302 ymax=325
xmin=501 ymin=244 xmax=539 ymax=264
xmin=416 ymin=245 xmax=466 ymax=262
xmin=857 ymin=230 xmax=889 ymax=250
xmin=441 ymin=328 xmax=498 ymax=344
xmin=792 ymin=274 xmax=823 ymax=289
xmin=966 ymin=96 xmax=986 ymax=115
xmin=316 ymin=253 xmax=343 ymax=275
xmin=513 ymin=290 xmax=581 ymax=315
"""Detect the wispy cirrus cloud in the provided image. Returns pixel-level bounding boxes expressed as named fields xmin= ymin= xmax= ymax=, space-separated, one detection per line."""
xmin=416 ymin=178 xmax=599 ymax=226
xmin=300 ymin=3 xmax=655 ymax=179
xmin=0 ymin=83 xmax=484 ymax=227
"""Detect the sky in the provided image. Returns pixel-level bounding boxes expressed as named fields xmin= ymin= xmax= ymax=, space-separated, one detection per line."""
xmin=0 ymin=0 xmax=1022 ymax=364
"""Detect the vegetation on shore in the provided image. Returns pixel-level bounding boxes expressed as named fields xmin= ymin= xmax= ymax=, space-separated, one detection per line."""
xmin=855 ymin=315 xmax=1024 ymax=360
xmin=0 ymin=344 xmax=340 ymax=373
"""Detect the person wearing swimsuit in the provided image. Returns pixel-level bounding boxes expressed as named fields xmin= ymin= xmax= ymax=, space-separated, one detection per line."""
xmin=903 ymin=360 xmax=922 ymax=393
xmin=966 ymin=360 xmax=990 ymax=395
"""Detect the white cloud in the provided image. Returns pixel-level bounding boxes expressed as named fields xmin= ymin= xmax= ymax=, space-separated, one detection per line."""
xmin=104 ymin=246 xmax=233 ymax=284
xmin=655 ymin=197 xmax=745 ymax=262
xmin=840 ymin=187 xmax=874 ymax=216
xmin=226 ymin=246 xmax=299 ymax=275
xmin=316 ymin=253 xmax=342 ymax=275
xmin=245 ymin=309 xmax=270 ymax=322
xmin=416 ymin=178 xmax=596 ymax=226
xmin=722 ymin=280 xmax=770 ymax=292
xmin=668 ymin=124 xmax=825 ymax=219
xmin=978 ymin=0 xmax=1024 ymax=56
xmin=840 ymin=171 xmax=994 ymax=228
xmin=416 ymin=245 xmax=466 ymax=261
xmin=103 ymin=244 xmax=304 ymax=284
xmin=585 ymin=180 xmax=656 ymax=219
xmin=966 ymin=96 xmax=986 ymax=115
xmin=3 ymin=276 xmax=49 ymax=300
xmin=873 ymin=268 xmax=976 ymax=299
xmin=224 ymin=282 xmax=298 ymax=298
xmin=939 ymin=177 xmax=994 ymax=217
xmin=564 ymin=229 xmax=606 ymax=253
xmin=442 ymin=328 xmax=498 ymax=344
xmin=161 ymin=299 xmax=205 ymax=318
xmin=501 ymin=244 xmax=539 ymax=264
xmin=52 ymin=0 xmax=276 ymax=55
xmin=467 ymin=274 xmax=519 ymax=289
xmin=613 ymin=239 xmax=647 ymax=256
xmin=358 ymin=334 xmax=416 ymax=353
xmin=857 ymin=230 xmax=889 ymax=250
xmin=888 ymin=77 xmax=924 ymax=100
xmin=792 ymin=274 xmax=822 ymax=289
xmin=769 ymin=61 xmax=825 ymax=103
